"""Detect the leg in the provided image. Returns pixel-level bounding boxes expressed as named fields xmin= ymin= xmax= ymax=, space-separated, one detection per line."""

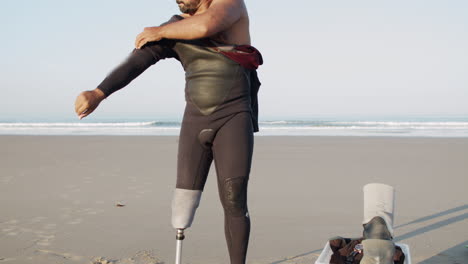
xmin=212 ymin=112 xmax=254 ymax=264
xmin=362 ymin=183 xmax=395 ymax=237
xmin=361 ymin=183 xmax=396 ymax=264
xmin=172 ymin=118 xmax=214 ymax=229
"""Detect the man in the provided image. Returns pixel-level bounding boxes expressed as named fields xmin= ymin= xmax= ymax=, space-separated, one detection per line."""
xmin=74 ymin=1 xmax=262 ymax=263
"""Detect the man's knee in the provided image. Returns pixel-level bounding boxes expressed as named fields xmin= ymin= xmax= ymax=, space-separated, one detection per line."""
xmin=222 ymin=177 xmax=248 ymax=217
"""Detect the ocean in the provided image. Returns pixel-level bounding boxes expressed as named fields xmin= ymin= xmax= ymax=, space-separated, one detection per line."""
xmin=1 ymin=116 xmax=467 ymax=137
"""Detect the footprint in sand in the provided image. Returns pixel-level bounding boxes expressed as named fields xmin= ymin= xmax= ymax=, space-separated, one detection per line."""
xmin=92 ymin=250 xmax=163 ymax=264
xmin=83 ymin=176 xmax=94 ymax=184
xmin=82 ymin=208 xmax=98 ymax=215
xmin=39 ymin=234 xmax=55 ymax=239
xmin=37 ymin=241 xmax=51 ymax=247
xmin=0 ymin=175 xmax=14 ymax=184
xmin=35 ymin=249 xmax=83 ymax=262
xmin=1 ymin=220 xmax=20 ymax=236
xmin=58 ymin=207 xmax=101 ymax=225
xmin=60 ymin=214 xmax=71 ymax=219
xmin=59 ymin=208 xmax=72 ymax=219
xmin=30 ymin=216 xmax=47 ymax=223
xmin=137 ymin=190 xmax=152 ymax=195
xmin=59 ymin=193 xmax=70 ymax=199
xmin=0 ymin=257 xmax=17 ymax=262
xmin=91 ymin=257 xmax=117 ymax=264
xmin=67 ymin=218 xmax=83 ymax=225
xmin=128 ymin=176 xmax=138 ymax=183
xmin=19 ymin=227 xmax=33 ymax=233
xmin=43 ymin=223 xmax=57 ymax=230
xmin=36 ymin=234 xmax=55 ymax=247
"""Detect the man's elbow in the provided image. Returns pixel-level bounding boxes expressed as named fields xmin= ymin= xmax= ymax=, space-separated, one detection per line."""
xmin=194 ymin=23 xmax=211 ymax=38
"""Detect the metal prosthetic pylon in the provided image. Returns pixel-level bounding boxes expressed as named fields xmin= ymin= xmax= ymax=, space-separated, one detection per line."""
xmin=175 ymin=229 xmax=185 ymax=264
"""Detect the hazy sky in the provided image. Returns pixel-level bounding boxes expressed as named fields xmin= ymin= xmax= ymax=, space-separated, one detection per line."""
xmin=1 ymin=0 xmax=467 ymax=121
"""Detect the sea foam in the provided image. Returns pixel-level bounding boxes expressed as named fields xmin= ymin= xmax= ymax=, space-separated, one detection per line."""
xmin=1 ymin=119 xmax=467 ymax=137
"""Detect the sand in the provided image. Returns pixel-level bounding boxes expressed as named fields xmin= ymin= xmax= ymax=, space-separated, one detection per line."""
xmin=0 ymin=136 xmax=467 ymax=264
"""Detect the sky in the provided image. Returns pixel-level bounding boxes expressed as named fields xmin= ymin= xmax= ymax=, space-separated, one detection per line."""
xmin=1 ymin=0 xmax=467 ymax=121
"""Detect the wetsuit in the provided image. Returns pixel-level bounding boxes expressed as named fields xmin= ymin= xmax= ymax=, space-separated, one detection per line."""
xmin=97 ymin=15 xmax=262 ymax=264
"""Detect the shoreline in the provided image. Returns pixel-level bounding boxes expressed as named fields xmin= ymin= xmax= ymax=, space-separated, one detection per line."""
xmin=2 ymin=118 xmax=468 ymax=138
xmin=2 ymin=134 xmax=468 ymax=138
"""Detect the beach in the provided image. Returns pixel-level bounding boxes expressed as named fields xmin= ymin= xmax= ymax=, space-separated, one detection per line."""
xmin=0 ymin=135 xmax=467 ymax=264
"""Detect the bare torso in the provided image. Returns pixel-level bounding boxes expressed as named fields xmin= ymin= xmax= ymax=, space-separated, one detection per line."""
xmin=181 ymin=0 xmax=250 ymax=46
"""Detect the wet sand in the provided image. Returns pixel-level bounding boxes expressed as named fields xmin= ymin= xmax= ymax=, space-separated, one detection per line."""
xmin=1 ymin=136 xmax=467 ymax=263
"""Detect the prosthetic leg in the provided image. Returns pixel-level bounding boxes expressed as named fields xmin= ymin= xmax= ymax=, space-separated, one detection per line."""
xmin=316 ymin=183 xmax=410 ymax=264
xmin=172 ymin=189 xmax=202 ymax=264
xmin=361 ymin=183 xmax=396 ymax=264
xmin=175 ymin=229 xmax=184 ymax=264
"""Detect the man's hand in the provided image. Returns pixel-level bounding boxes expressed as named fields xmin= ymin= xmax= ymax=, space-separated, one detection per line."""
xmin=135 ymin=27 xmax=164 ymax=49
xmin=74 ymin=88 xmax=106 ymax=120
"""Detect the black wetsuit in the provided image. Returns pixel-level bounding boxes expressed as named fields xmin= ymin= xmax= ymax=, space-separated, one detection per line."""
xmin=97 ymin=15 xmax=261 ymax=264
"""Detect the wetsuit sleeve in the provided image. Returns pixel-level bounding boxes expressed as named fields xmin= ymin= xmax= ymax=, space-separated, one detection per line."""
xmin=97 ymin=40 xmax=177 ymax=97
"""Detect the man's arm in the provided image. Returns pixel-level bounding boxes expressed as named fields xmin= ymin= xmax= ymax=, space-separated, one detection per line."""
xmin=74 ymin=42 xmax=176 ymax=119
xmin=96 ymin=42 xmax=176 ymax=97
xmin=135 ymin=0 xmax=243 ymax=49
